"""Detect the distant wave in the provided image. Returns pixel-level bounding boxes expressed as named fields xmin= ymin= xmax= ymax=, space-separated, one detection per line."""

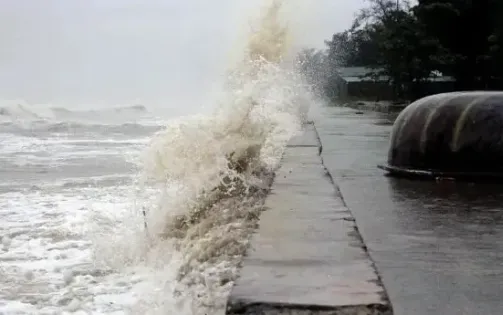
xmin=50 ymin=104 xmax=148 ymax=121
xmin=0 ymin=104 xmax=44 ymax=120
xmin=0 ymin=103 xmax=153 ymax=125
xmin=0 ymin=121 xmax=163 ymax=138
xmin=0 ymin=103 xmax=166 ymax=137
xmin=0 ymin=174 xmax=134 ymax=194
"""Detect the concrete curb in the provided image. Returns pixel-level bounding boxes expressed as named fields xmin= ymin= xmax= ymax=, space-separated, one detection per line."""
xmin=342 ymin=101 xmax=407 ymax=113
xmin=225 ymin=123 xmax=393 ymax=315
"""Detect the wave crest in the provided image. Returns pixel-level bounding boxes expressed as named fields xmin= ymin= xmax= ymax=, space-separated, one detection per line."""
xmin=0 ymin=103 xmax=151 ymax=125
xmin=91 ymin=1 xmax=313 ymax=314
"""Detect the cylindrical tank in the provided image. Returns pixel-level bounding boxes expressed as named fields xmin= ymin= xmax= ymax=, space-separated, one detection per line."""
xmin=378 ymin=91 xmax=503 ymax=179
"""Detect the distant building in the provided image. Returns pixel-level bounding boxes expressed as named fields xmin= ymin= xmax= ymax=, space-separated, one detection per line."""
xmin=332 ymin=66 xmax=455 ymax=100
xmin=333 ymin=67 xmax=390 ymax=100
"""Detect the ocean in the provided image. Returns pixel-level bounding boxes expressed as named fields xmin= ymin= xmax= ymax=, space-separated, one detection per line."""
xmin=0 ymin=1 xmax=316 ymax=314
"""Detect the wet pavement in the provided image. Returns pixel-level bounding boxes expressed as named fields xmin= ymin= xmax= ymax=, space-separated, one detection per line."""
xmin=227 ymin=123 xmax=391 ymax=314
xmin=315 ymin=106 xmax=503 ymax=315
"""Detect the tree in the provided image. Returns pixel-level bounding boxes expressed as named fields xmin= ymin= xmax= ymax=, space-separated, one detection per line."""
xmin=350 ymin=0 xmax=443 ymax=99
xmin=486 ymin=0 xmax=503 ymax=87
xmin=414 ymin=0 xmax=503 ymax=89
xmin=299 ymin=0 xmax=503 ymax=101
xmin=324 ymin=29 xmax=380 ymax=68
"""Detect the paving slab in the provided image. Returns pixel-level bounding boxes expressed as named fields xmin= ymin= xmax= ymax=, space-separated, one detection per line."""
xmin=226 ymin=124 xmax=392 ymax=315
xmin=287 ymin=123 xmax=321 ymax=148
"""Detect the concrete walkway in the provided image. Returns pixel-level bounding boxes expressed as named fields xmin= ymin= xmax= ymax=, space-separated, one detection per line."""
xmin=314 ymin=106 xmax=503 ymax=315
xmin=226 ymin=123 xmax=392 ymax=315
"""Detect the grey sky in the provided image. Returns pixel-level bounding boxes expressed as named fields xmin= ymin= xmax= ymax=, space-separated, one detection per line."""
xmin=0 ymin=0 xmax=365 ymax=114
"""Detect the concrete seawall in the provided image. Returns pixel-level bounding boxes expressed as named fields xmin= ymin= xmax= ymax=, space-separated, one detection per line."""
xmin=226 ymin=123 xmax=392 ymax=315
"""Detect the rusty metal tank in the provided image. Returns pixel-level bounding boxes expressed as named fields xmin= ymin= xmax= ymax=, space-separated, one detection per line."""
xmin=378 ymin=91 xmax=503 ymax=179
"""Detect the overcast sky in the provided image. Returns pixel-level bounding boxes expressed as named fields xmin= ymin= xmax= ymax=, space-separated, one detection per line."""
xmin=0 ymin=0 xmax=365 ymax=114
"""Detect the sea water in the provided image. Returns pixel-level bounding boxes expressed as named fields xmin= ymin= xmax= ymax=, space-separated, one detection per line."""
xmin=0 ymin=1 xmax=318 ymax=314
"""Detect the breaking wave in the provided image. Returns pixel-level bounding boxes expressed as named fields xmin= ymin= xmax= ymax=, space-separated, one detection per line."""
xmin=89 ymin=1 xmax=314 ymax=314
xmin=0 ymin=121 xmax=162 ymax=139
xmin=0 ymin=103 xmax=152 ymax=125
xmin=0 ymin=102 xmax=163 ymax=139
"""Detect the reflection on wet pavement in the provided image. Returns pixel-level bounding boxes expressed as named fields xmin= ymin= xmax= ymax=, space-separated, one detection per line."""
xmin=315 ymin=106 xmax=503 ymax=315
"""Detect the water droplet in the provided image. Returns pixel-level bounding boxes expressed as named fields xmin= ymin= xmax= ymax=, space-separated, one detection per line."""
xmin=24 ymin=270 xmax=34 ymax=281
xmin=63 ymin=270 xmax=74 ymax=285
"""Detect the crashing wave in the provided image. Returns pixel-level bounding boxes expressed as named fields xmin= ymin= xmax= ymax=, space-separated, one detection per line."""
xmin=90 ymin=1 xmax=314 ymax=314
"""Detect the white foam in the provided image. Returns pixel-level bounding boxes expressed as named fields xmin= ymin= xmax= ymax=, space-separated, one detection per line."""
xmin=0 ymin=134 xmax=148 ymax=169
xmin=0 ymin=185 xmax=148 ymax=314
xmin=89 ymin=1 xmax=313 ymax=314
xmin=0 ymin=102 xmax=157 ymax=126
xmin=0 ymin=1 xmax=319 ymax=314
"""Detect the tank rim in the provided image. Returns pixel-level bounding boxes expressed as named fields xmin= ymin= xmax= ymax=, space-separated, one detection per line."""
xmin=377 ymin=164 xmax=503 ymax=180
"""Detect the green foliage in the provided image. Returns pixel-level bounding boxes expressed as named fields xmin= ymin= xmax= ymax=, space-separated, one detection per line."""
xmin=299 ymin=0 xmax=503 ymax=100
xmin=415 ymin=0 xmax=503 ymax=88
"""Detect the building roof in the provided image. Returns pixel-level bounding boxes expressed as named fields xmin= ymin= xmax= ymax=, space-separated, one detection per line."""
xmin=336 ymin=66 xmax=454 ymax=83
xmin=336 ymin=67 xmax=386 ymax=82
xmin=337 ymin=67 xmax=377 ymax=78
